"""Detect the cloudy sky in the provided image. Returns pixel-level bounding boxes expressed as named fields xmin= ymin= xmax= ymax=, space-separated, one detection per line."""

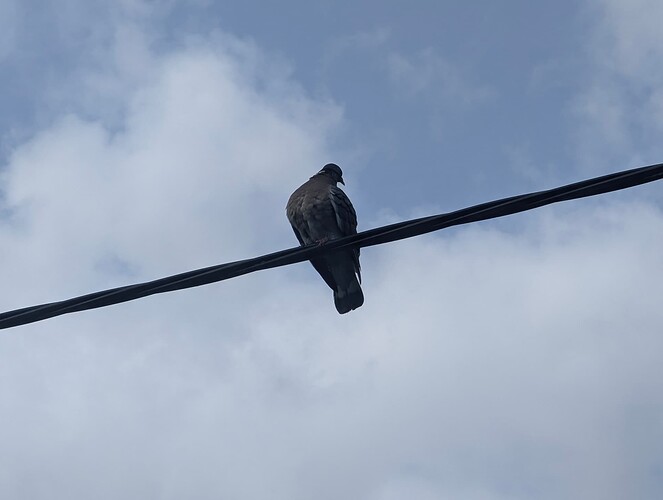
xmin=1 ymin=1 xmax=663 ymax=498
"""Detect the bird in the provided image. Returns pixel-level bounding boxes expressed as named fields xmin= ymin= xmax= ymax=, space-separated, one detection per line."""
xmin=286 ymin=163 xmax=364 ymax=314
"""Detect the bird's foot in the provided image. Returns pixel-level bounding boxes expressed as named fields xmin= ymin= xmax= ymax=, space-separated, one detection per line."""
xmin=315 ymin=237 xmax=329 ymax=246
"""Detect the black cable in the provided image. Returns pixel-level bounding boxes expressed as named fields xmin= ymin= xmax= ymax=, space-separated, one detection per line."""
xmin=2 ymin=161 xmax=663 ymax=330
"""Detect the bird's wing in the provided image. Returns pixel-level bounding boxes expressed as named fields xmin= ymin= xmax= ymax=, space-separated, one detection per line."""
xmin=329 ymin=185 xmax=361 ymax=281
xmin=290 ymin=224 xmax=305 ymax=246
xmin=287 ymin=186 xmax=338 ymax=291
xmin=329 ymin=186 xmax=358 ymax=237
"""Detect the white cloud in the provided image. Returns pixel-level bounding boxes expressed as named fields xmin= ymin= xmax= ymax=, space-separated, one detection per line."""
xmin=588 ymin=0 xmax=663 ymax=84
xmin=1 ymin=27 xmax=341 ymax=303
xmin=3 ymin=193 xmax=663 ymax=499
xmin=1 ymin=3 xmax=663 ymax=500
xmin=571 ymin=0 xmax=663 ymax=169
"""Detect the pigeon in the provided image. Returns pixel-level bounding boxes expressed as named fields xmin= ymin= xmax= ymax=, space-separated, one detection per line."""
xmin=286 ymin=163 xmax=364 ymax=314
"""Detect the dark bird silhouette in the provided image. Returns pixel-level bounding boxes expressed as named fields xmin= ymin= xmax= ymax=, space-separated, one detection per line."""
xmin=286 ymin=163 xmax=364 ymax=313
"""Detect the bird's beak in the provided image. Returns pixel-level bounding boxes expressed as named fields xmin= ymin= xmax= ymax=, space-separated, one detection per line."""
xmin=339 ymin=177 xmax=345 ymax=185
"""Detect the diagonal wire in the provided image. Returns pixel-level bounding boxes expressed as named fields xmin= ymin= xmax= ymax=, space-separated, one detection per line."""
xmin=2 ymin=161 xmax=663 ymax=330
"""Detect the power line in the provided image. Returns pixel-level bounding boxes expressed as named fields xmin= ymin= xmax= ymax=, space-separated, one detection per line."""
xmin=2 ymin=161 xmax=663 ymax=330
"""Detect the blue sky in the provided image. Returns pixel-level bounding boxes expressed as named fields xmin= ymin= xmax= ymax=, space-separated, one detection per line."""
xmin=1 ymin=1 xmax=663 ymax=499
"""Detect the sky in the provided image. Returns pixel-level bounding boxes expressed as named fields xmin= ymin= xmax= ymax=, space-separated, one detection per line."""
xmin=1 ymin=0 xmax=663 ymax=498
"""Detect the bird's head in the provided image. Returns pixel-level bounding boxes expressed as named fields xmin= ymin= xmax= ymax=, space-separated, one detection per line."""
xmin=317 ymin=163 xmax=345 ymax=185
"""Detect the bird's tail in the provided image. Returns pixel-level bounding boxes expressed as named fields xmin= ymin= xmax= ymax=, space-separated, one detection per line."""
xmin=334 ymin=279 xmax=364 ymax=314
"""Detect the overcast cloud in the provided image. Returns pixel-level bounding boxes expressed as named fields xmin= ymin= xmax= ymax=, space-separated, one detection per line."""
xmin=1 ymin=1 xmax=663 ymax=499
